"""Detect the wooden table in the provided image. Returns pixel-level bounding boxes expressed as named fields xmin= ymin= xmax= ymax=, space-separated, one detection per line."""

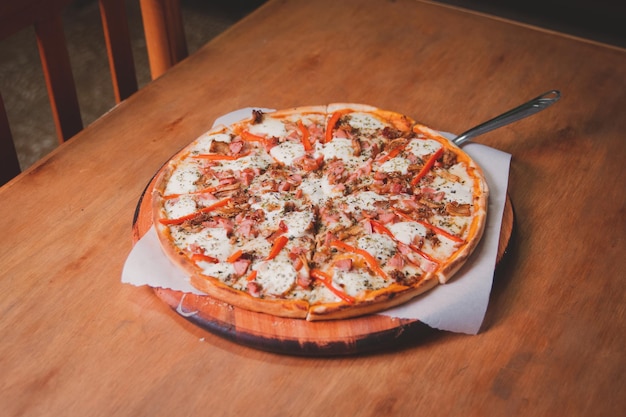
xmin=1 ymin=0 xmax=624 ymax=415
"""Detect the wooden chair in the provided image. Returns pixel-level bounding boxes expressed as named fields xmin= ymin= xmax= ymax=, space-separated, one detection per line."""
xmin=0 ymin=0 xmax=188 ymax=186
xmin=140 ymin=0 xmax=188 ymax=80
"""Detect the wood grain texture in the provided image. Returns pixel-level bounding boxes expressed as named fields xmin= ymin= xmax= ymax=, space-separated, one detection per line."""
xmin=0 ymin=0 xmax=624 ymax=416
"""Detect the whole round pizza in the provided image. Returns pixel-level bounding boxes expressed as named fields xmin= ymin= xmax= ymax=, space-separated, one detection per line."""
xmin=152 ymin=104 xmax=489 ymax=321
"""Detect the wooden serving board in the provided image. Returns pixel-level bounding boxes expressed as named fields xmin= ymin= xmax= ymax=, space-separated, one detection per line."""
xmin=132 ymin=172 xmax=514 ymax=356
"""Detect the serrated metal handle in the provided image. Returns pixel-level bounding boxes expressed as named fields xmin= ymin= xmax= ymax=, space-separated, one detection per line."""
xmin=453 ymin=89 xmax=561 ymax=146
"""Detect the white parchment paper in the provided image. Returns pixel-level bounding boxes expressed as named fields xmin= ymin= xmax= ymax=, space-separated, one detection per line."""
xmin=121 ymin=108 xmax=511 ymax=334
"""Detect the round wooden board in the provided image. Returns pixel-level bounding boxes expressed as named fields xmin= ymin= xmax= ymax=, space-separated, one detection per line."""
xmin=132 ymin=171 xmax=514 ymax=356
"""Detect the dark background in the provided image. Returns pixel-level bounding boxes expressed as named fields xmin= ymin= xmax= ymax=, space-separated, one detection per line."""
xmin=0 ymin=0 xmax=623 ymax=170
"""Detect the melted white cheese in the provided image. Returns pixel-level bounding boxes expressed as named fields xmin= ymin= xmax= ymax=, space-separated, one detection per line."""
xmin=406 ymin=138 xmax=442 ymax=157
xmin=188 ymin=132 xmax=232 ymax=154
xmin=270 ymin=141 xmax=306 ymax=165
xmin=378 ymin=156 xmax=410 ymax=174
xmin=387 ymin=221 xmax=428 ymax=245
xmin=164 ymin=161 xmax=202 ymax=195
xmin=333 ymin=269 xmax=387 ymax=296
xmin=283 ymin=210 xmax=314 ymax=238
xmin=347 ymin=112 xmax=386 ymax=131
xmin=197 ymin=261 xmax=235 ymax=282
xmin=321 ymin=137 xmax=354 ymax=160
xmin=342 ymin=191 xmax=387 ymax=213
xmin=239 ymin=236 xmax=272 ymax=258
xmin=253 ymin=259 xmax=297 ymax=295
xmin=430 ymin=214 xmax=472 ymax=237
xmin=210 ymin=151 xmax=273 ymax=173
xmin=429 ymin=170 xmax=473 ymax=204
xmin=356 ymin=233 xmax=396 ymax=263
xmin=250 ymin=192 xmax=288 ymax=229
xmin=164 ymin=194 xmax=197 ymax=219
xmin=247 ymin=117 xmax=288 ymax=138
xmin=170 ymin=227 xmax=232 ymax=261
xmin=421 ymin=232 xmax=459 ymax=260
xmin=299 ymin=176 xmax=342 ymax=205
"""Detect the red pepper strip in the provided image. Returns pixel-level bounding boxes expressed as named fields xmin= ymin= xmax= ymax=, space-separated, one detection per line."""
xmin=329 ymin=240 xmax=389 ymax=280
xmin=410 ymin=146 xmax=444 ymax=186
xmin=193 ymin=152 xmax=251 ymax=161
xmin=409 ymin=244 xmax=440 ymax=264
xmin=163 ymin=186 xmax=218 ymax=200
xmin=377 ymin=142 xmax=407 ymax=164
xmin=245 ymin=270 xmax=258 ymax=282
xmin=297 ymin=120 xmax=312 ymax=151
xmin=241 ymin=130 xmax=267 ymax=145
xmin=393 ymin=209 xmax=464 ymax=244
xmin=159 ymin=198 xmax=232 ymax=225
xmin=415 ymin=220 xmax=464 ymax=243
xmin=310 ymin=269 xmax=356 ymax=304
xmin=324 ymin=111 xmax=344 ymax=143
xmin=370 ymin=220 xmax=395 ymax=239
xmin=266 ymin=235 xmax=289 ymax=260
xmin=370 ymin=219 xmax=439 ymax=264
xmin=393 ymin=210 xmax=414 ymax=223
xmin=227 ymin=249 xmax=243 ymax=263
xmin=191 ymin=253 xmax=219 ymax=263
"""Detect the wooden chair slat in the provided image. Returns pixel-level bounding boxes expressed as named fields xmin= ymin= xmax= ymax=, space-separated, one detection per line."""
xmin=0 ymin=0 xmax=187 ymax=186
xmin=140 ymin=0 xmax=188 ymax=80
xmin=34 ymin=13 xmax=83 ymax=143
xmin=0 ymin=94 xmax=21 ymax=185
xmin=99 ymin=0 xmax=138 ymax=103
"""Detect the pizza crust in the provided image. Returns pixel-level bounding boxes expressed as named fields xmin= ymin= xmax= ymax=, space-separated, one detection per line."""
xmin=306 ymin=277 xmax=439 ymax=321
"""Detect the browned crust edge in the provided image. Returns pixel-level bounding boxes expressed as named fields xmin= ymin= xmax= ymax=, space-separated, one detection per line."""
xmin=306 ymin=277 xmax=439 ymax=321
xmin=412 ymin=124 xmax=490 ymax=284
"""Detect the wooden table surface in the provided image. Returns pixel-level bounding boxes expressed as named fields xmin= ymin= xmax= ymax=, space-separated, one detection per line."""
xmin=1 ymin=0 xmax=624 ymax=415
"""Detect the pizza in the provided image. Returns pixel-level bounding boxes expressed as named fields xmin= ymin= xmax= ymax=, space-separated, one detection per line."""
xmin=151 ymin=104 xmax=489 ymax=321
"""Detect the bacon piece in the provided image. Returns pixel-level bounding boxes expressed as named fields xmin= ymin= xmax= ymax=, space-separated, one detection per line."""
xmin=295 ymin=253 xmax=312 ymax=288
xmin=251 ymin=109 xmax=264 ymax=124
xmin=333 ymin=258 xmax=353 ymax=271
xmin=319 ymin=206 xmax=340 ymax=225
xmin=209 ymin=140 xmax=230 ymax=154
xmin=247 ymin=281 xmax=262 ymax=297
xmin=382 ymin=126 xmax=403 ymax=139
xmin=278 ymin=181 xmax=291 ymax=192
xmin=238 ymin=218 xmax=258 ymax=238
xmin=378 ymin=212 xmax=396 ymax=224
xmin=288 ymin=174 xmax=303 ymax=186
xmin=289 ymin=245 xmax=308 ymax=260
xmin=293 ymin=154 xmax=323 ymax=172
xmin=326 ymin=159 xmax=346 ymax=184
xmin=351 ymin=138 xmax=362 ymax=157
xmin=238 ymin=168 xmax=257 ymax=186
xmin=445 ymin=202 xmax=471 ymax=216
xmin=334 ymin=128 xmax=349 ymax=139
xmin=441 ymin=149 xmax=457 ymax=168
xmin=233 ymin=258 xmax=251 ymax=276
xmin=387 ymin=253 xmax=405 ymax=269
xmin=229 ymin=140 xmax=244 ymax=155
xmin=308 ymin=124 xmax=324 ymax=143
xmin=266 ymin=220 xmax=289 ymax=242
xmin=202 ymin=217 xmax=234 ymax=234
xmin=263 ymin=136 xmax=279 ymax=152
xmin=346 ymin=158 xmax=373 ymax=183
